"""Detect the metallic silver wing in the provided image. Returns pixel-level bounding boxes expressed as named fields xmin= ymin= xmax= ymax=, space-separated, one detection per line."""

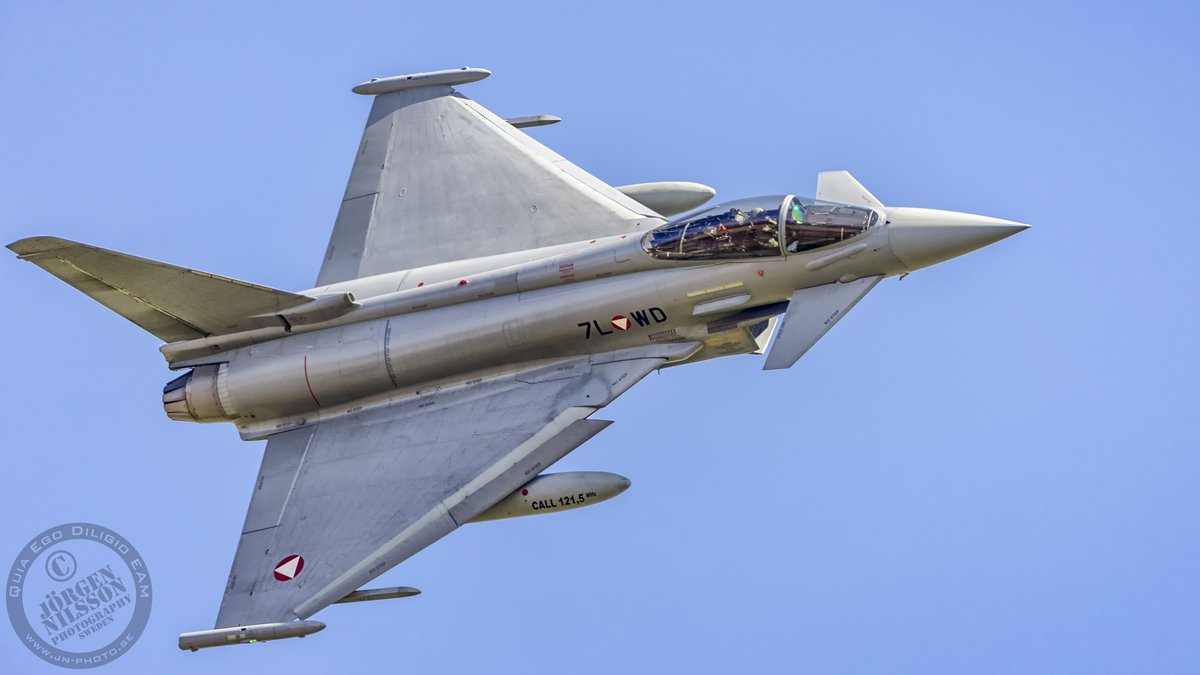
xmin=315 ymin=68 xmax=663 ymax=286
xmin=214 ymin=343 xmax=697 ymax=628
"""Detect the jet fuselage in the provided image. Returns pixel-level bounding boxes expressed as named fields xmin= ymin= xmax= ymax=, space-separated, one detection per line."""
xmin=163 ymin=200 xmax=1023 ymax=440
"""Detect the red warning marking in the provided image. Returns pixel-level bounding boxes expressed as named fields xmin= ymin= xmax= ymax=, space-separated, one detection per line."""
xmin=558 ymin=262 xmax=576 ymax=282
xmin=273 ymin=554 xmax=305 ymax=581
xmin=611 ymin=315 xmax=631 ymax=331
xmin=521 ymin=488 xmax=529 ymax=496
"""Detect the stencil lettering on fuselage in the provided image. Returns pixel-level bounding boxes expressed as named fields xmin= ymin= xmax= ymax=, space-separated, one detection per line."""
xmin=577 ymin=307 xmax=668 ymax=339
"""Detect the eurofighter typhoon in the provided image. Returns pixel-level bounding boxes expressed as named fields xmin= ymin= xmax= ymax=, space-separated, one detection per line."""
xmin=8 ymin=67 xmax=1028 ymax=650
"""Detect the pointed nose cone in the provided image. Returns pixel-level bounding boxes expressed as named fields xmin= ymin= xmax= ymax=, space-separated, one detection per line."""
xmin=887 ymin=207 xmax=1029 ymax=271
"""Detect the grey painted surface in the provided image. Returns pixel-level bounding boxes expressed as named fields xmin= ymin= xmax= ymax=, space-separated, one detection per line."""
xmin=763 ymin=276 xmax=883 ymax=370
xmin=215 ymin=347 xmax=689 ymax=627
xmin=7 ymin=236 xmax=311 ymax=341
xmin=316 ymin=85 xmax=661 ymax=285
xmin=7 ymin=67 xmax=1030 ymax=647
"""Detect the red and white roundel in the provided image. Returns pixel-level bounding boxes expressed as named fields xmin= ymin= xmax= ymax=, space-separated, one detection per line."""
xmin=611 ymin=315 xmax=631 ymax=331
xmin=273 ymin=554 xmax=305 ymax=581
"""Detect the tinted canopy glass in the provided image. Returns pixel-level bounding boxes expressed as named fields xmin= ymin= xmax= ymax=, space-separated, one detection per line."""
xmin=641 ymin=197 xmax=786 ymax=260
xmin=642 ymin=196 xmax=878 ymax=261
xmin=784 ymin=197 xmax=878 ymax=254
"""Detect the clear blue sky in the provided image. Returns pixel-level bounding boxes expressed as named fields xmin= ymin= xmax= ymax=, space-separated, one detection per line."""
xmin=2 ymin=1 xmax=1197 ymax=673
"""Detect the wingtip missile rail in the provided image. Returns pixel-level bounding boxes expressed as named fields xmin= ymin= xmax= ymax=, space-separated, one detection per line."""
xmin=178 ymin=620 xmax=326 ymax=651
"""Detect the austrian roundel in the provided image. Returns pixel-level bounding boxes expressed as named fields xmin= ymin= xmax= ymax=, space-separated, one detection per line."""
xmin=611 ymin=315 xmax=631 ymax=331
xmin=273 ymin=554 xmax=305 ymax=581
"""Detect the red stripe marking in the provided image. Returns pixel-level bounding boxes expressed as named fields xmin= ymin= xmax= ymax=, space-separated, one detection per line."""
xmin=303 ymin=355 xmax=321 ymax=406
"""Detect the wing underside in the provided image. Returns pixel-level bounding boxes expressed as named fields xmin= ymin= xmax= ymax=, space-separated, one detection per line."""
xmin=214 ymin=344 xmax=696 ymax=628
xmin=316 ymin=78 xmax=663 ymax=286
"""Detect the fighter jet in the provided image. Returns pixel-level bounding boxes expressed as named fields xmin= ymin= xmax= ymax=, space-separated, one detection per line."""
xmin=8 ymin=67 xmax=1028 ymax=651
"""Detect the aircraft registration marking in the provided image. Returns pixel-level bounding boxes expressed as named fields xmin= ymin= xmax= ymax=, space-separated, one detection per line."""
xmin=577 ymin=307 xmax=667 ymax=339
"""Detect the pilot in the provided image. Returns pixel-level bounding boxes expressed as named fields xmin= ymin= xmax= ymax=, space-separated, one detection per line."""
xmin=753 ymin=226 xmax=779 ymax=251
xmin=749 ymin=207 xmax=777 ymax=233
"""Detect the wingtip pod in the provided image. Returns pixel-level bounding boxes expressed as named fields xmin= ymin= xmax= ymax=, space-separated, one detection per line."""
xmin=178 ymin=620 xmax=326 ymax=651
xmin=352 ymin=67 xmax=491 ymax=95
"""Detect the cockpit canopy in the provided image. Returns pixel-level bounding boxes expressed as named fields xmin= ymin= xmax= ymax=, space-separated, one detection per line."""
xmin=641 ymin=195 xmax=878 ymax=260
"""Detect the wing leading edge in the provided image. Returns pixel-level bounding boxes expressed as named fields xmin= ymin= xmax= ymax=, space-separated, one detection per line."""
xmin=316 ymin=68 xmax=664 ymax=286
xmin=213 ymin=343 xmax=698 ymax=629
